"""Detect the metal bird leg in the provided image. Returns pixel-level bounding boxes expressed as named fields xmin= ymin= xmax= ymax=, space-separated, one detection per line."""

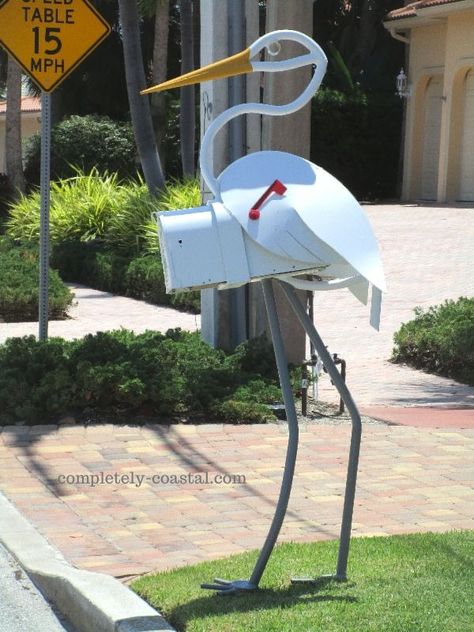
xmin=279 ymin=281 xmax=362 ymax=582
xmin=201 ymin=278 xmax=300 ymax=594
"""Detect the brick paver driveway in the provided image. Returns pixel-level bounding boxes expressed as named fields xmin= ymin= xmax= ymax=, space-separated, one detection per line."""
xmin=314 ymin=205 xmax=474 ymax=406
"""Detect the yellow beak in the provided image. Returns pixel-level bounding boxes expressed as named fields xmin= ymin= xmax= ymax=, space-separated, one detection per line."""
xmin=140 ymin=48 xmax=252 ymax=95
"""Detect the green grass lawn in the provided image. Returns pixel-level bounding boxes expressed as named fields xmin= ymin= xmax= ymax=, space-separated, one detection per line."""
xmin=131 ymin=531 xmax=474 ymax=632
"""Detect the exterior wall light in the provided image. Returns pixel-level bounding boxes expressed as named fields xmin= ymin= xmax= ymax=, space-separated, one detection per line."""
xmin=396 ymin=67 xmax=411 ymax=98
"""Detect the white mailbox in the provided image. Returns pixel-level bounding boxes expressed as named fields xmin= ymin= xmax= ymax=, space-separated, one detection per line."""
xmin=157 ymin=150 xmax=385 ymax=328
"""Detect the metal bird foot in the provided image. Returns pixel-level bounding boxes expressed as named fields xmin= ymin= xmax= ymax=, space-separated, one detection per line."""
xmin=201 ymin=578 xmax=257 ymax=595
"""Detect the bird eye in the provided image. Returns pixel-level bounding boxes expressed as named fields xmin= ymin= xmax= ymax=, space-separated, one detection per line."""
xmin=267 ymin=41 xmax=281 ymax=57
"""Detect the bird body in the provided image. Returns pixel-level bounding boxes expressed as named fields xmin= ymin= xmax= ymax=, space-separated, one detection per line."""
xmin=218 ymin=150 xmax=386 ymax=293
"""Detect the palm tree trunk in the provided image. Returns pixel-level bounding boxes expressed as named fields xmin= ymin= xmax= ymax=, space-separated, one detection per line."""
xmin=179 ymin=0 xmax=195 ymax=177
xmin=5 ymin=55 xmax=25 ymax=196
xmin=151 ymin=0 xmax=170 ymax=165
xmin=118 ymin=0 xmax=165 ymax=194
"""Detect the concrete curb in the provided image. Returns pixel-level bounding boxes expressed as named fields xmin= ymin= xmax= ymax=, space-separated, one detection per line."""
xmin=0 ymin=493 xmax=176 ymax=632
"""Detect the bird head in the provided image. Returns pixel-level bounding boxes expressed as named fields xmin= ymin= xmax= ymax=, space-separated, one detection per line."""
xmin=140 ymin=29 xmax=327 ymax=95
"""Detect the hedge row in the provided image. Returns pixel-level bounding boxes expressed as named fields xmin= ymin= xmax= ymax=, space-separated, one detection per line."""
xmin=50 ymin=242 xmax=200 ymax=313
xmin=392 ymin=297 xmax=474 ymax=386
xmin=311 ymin=88 xmax=403 ymax=200
xmin=0 ymin=240 xmax=73 ymax=322
xmin=0 ymin=330 xmax=282 ymax=424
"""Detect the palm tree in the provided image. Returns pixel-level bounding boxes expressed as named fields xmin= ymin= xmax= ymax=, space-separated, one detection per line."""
xmin=179 ymin=0 xmax=195 ymax=177
xmin=118 ymin=0 xmax=165 ymax=194
xmin=5 ymin=55 xmax=25 ymax=196
xmin=151 ymin=0 xmax=170 ymax=162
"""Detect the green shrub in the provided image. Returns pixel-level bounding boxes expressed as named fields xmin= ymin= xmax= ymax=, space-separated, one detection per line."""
xmin=157 ymin=178 xmax=201 ymax=212
xmin=124 ymin=256 xmax=167 ymax=304
xmin=49 ymin=240 xmax=101 ymax=284
xmin=0 ymin=330 xmax=281 ymax=424
xmin=7 ymin=170 xmax=128 ymax=244
xmin=7 ymin=174 xmax=202 ymax=313
xmin=311 ymin=88 xmax=402 ymax=200
xmin=0 ymin=242 xmax=73 ymax=322
xmin=392 ymin=297 xmax=474 ymax=386
xmin=8 ymin=172 xmax=200 ymax=255
xmin=24 ymin=115 xmax=137 ymax=184
xmin=104 ymin=179 xmax=158 ymax=257
xmin=169 ymin=290 xmax=201 ymax=314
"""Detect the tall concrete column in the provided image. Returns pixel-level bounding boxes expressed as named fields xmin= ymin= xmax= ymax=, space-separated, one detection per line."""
xmin=252 ymin=0 xmax=314 ymax=364
xmin=262 ymin=0 xmax=314 ymax=157
xmin=200 ymin=0 xmax=260 ymax=350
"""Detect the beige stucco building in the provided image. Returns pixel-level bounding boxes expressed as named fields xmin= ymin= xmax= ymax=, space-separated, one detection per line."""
xmin=0 ymin=96 xmax=41 ymax=173
xmin=385 ymin=0 xmax=474 ymax=202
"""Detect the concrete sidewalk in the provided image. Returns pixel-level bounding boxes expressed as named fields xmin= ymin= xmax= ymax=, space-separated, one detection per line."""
xmin=0 ymin=285 xmax=201 ymax=344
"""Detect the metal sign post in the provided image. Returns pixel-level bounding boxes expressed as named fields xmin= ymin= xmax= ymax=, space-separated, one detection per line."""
xmin=38 ymin=92 xmax=51 ymax=341
xmin=0 ymin=0 xmax=110 ymax=340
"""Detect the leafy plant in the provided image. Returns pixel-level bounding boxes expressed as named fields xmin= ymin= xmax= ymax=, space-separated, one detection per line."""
xmin=0 ymin=240 xmax=73 ymax=322
xmin=23 ymin=115 xmax=137 ymax=184
xmin=105 ymin=178 xmax=158 ymax=256
xmin=7 ymin=169 xmax=127 ymax=243
xmin=124 ymin=255 xmax=167 ymax=304
xmin=7 ymin=173 xmax=201 ymax=312
xmin=392 ymin=297 xmax=474 ymax=386
xmin=157 ymin=178 xmax=201 ymax=211
xmin=0 ymin=173 xmax=15 ymax=228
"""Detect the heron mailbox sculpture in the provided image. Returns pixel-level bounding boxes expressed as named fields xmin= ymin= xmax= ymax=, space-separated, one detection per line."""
xmin=142 ymin=30 xmax=385 ymax=594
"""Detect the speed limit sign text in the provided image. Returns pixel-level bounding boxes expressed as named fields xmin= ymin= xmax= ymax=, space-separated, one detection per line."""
xmin=0 ymin=0 xmax=110 ymax=92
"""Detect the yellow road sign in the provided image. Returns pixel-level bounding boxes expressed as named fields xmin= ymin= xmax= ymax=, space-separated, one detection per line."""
xmin=0 ymin=0 xmax=110 ymax=93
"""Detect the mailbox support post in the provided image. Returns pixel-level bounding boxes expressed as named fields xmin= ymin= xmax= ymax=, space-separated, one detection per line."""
xmin=201 ymin=278 xmax=300 ymax=593
xmin=249 ymin=278 xmax=300 ymax=586
xmin=280 ymin=281 xmax=362 ymax=581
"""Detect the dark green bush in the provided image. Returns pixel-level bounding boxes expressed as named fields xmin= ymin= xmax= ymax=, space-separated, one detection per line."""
xmin=311 ymin=89 xmax=402 ymax=200
xmin=169 ymin=289 xmax=201 ymax=314
xmin=24 ymin=115 xmax=137 ymax=184
xmin=50 ymin=242 xmax=128 ymax=294
xmin=0 ymin=241 xmax=73 ymax=322
xmin=124 ymin=256 xmax=167 ymax=305
xmin=49 ymin=240 xmax=102 ymax=284
xmin=50 ymin=245 xmax=200 ymax=313
xmin=392 ymin=297 xmax=474 ymax=386
xmin=0 ymin=330 xmax=281 ymax=424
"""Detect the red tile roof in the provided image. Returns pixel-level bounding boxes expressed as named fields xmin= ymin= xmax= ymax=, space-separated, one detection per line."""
xmin=386 ymin=0 xmax=468 ymax=21
xmin=0 ymin=96 xmax=41 ymax=115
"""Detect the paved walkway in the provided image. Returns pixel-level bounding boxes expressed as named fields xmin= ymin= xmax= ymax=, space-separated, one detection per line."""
xmin=0 ymin=421 xmax=473 ymax=579
xmin=0 ymin=285 xmax=200 ymax=344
